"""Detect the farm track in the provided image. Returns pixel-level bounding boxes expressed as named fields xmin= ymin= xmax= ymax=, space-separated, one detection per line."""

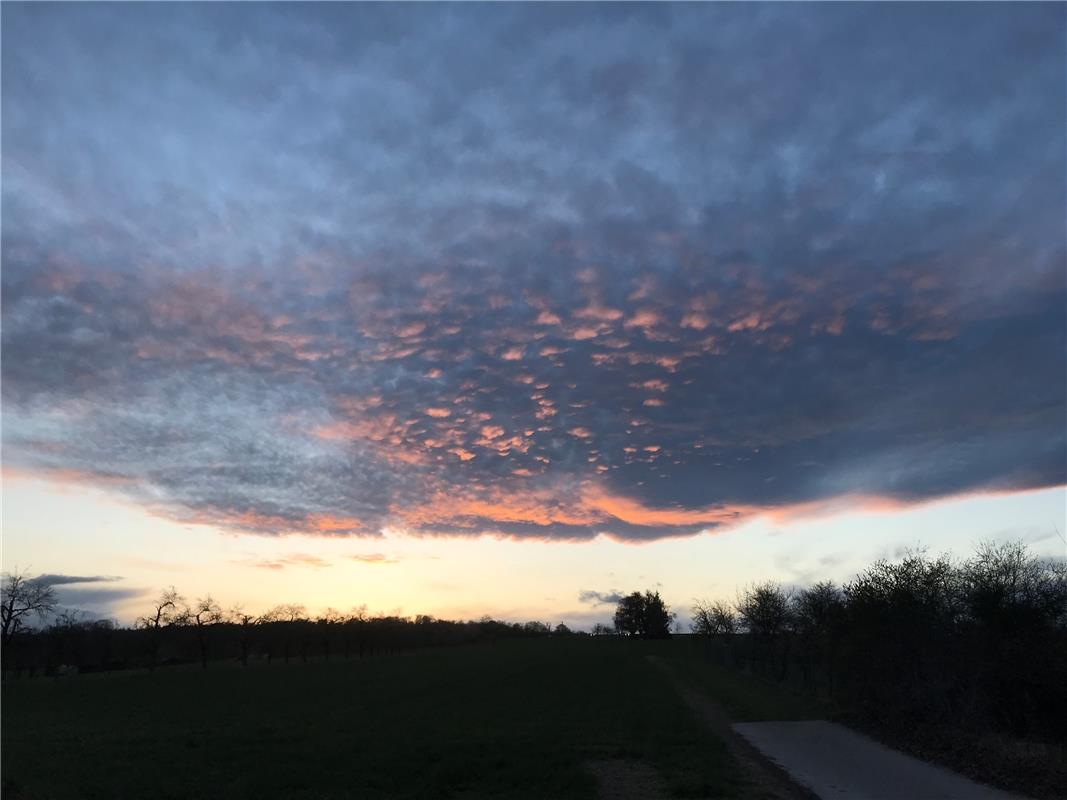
xmin=648 ymin=655 xmax=817 ymax=800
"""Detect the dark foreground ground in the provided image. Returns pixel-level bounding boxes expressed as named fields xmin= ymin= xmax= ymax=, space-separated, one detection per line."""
xmin=3 ymin=638 xmax=1057 ymax=800
xmin=3 ymin=639 xmax=758 ymax=800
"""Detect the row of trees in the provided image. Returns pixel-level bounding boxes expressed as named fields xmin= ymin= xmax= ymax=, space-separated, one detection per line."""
xmin=691 ymin=541 xmax=1067 ymax=742
xmin=0 ymin=580 xmax=581 ymax=678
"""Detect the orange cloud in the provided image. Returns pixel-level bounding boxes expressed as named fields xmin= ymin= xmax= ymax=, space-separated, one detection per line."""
xmin=680 ymin=312 xmax=711 ymax=330
xmin=570 ymin=326 xmax=601 ymax=340
xmin=348 ymin=553 xmax=399 ymax=565
xmin=308 ymin=514 xmax=363 ymax=532
xmin=480 ymin=424 xmax=505 ymax=440
xmin=625 ymin=309 xmax=662 ymax=330
xmin=582 ymin=487 xmax=744 ymax=528
xmin=395 ymin=485 xmax=601 ymax=531
xmin=575 ymin=301 xmax=624 ymax=322
xmin=396 ymin=321 xmax=427 ymax=338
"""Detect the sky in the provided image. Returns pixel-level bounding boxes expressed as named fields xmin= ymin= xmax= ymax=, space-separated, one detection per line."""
xmin=2 ymin=3 xmax=1065 ymax=628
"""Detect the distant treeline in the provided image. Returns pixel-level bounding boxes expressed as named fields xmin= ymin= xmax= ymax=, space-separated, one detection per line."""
xmin=690 ymin=541 xmax=1067 ymax=745
xmin=0 ymin=583 xmax=580 ymax=677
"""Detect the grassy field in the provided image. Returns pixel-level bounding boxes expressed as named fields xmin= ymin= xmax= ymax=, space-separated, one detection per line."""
xmin=658 ymin=642 xmax=829 ymax=722
xmin=2 ymin=639 xmax=759 ymax=800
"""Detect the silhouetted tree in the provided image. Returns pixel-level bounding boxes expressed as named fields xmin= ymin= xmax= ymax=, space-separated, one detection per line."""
xmin=691 ymin=599 xmax=737 ymax=637
xmin=737 ymin=581 xmax=791 ymax=637
xmin=231 ymin=604 xmax=258 ymax=667
xmin=47 ymin=609 xmax=90 ymax=672
xmin=264 ymin=603 xmax=306 ymax=663
xmin=791 ymin=581 xmax=844 ymax=692
xmin=348 ymin=605 xmax=368 ymax=658
xmin=613 ymin=590 xmax=673 ymax=638
xmin=317 ymin=608 xmax=344 ymax=659
xmin=191 ymin=595 xmax=223 ymax=669
xmin=842 ymin=549 xmax=961 ymax=716
xmin=1 ymin=571 xmax=57 ymax=649
xmin=957 ymin=541 xmax=1067 ymax=735
xmin=737 ymin=581 xmax=792 ymax=677
xmin=614 ymin=592 xmax=643 ymax=636
xmin=136 ymin=587 xmax=187 ymax=671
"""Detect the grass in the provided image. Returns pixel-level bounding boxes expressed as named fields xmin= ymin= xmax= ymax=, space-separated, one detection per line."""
xmin=658 ymin=641 xmax=829 ymax=722
xmin=2 ymin=639 xmax=751 ymax=800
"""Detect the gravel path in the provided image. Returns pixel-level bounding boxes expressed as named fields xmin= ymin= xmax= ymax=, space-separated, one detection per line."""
xmin=732 ymin=720 xmax=1028 ymax=800
xmin=650 ymin=656 xmax=1029 ymax=800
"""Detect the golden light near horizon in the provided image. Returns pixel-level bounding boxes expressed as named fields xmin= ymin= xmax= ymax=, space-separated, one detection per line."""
xmin=4 ymin=469 xmax=1063 ymax=628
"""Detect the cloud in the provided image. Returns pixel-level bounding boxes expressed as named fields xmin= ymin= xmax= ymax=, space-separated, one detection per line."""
xmin=33 ymin=574 xmax=120 ymax=586
xmin=348 ymin=554 xmax=400 ymax=565
xmin=27 ymin=574 xmax=149 ymax=613
xmin=2 ymin=5 xmax=1064 ymax=542
xmin=237 ymin=554 xmax=332 ymax=570
xmin=578 ymin=590 xmax=624 ymax=606
xmin=53 ymin=586 xmax=149 ymax=608
xmin=234 ymin=551 xmax=403 ymax=569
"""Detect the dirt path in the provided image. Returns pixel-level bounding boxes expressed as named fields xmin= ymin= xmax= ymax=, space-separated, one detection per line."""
xmin=650 ymin=655 xmax=1028 ymax=800
xmin=647 ymin=655 xmax=817 ymax=800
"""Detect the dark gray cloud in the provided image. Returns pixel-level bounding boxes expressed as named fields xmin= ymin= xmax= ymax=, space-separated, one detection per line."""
xmin=2 ymin=5 xmax=1064 ymax=541
xmin=578 ymin=590 xmax=625 ymax=607
xmin=34 ymin=574 xmax=119 ymax=586
xmin=27 ymin=574 xmax=142 ymax=616
xmin=53 ymin=585 xmax=148 ymax=609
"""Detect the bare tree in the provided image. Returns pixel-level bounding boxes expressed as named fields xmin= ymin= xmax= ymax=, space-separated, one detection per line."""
xmin=792 ymin=581 xmax=844 ymax=693
xmin=230 ymin=604 xmax=259 ymax=667
xmin=137 ymin=587 xmax=187 ymax=629
xmin=737 ymin=582 xmax=792 ymax=637
xmin=265 ymin=603 xmax=306 ymax=623
xmin=737 ymin=581 xmax=793 ymax=678
xmin=263 ymin=603 xmax=307 ymax=663
xmin=347 ymin=604 xmax=368 ymax=658
xmin=136 ymin=587 xmax=187 ymax=670
xmin=317 ymin=608 xmax=343 ymax=660
xmin=1 ymin=571 xmax=58 ymax=647
xmin=691 ymin=598 xmax=738 ymax=665
xmin=691 ymin=599 xmax=737 ymax=637
xmin=191 ymin=595 xmax=223 ymax=669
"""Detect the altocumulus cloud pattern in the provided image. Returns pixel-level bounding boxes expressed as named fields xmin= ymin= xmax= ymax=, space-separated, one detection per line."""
xmin=2 ymin=4 xmax=1064 ymax=541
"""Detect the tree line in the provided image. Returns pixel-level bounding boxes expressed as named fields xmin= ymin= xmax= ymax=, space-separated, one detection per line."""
xmin=5 ymin=538 xmax=1064 ymax=750
xmin=690 ymin=541 xmax=1067 ymax=744
xmin=0 ymin=580 xmax=581 ymax=678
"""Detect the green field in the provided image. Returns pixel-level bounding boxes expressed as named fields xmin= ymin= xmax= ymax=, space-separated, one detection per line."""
xmin=658 ymin=645 xmax=829 ymax=723
xmin=1 ymin=639 xmax=779 ymax=800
